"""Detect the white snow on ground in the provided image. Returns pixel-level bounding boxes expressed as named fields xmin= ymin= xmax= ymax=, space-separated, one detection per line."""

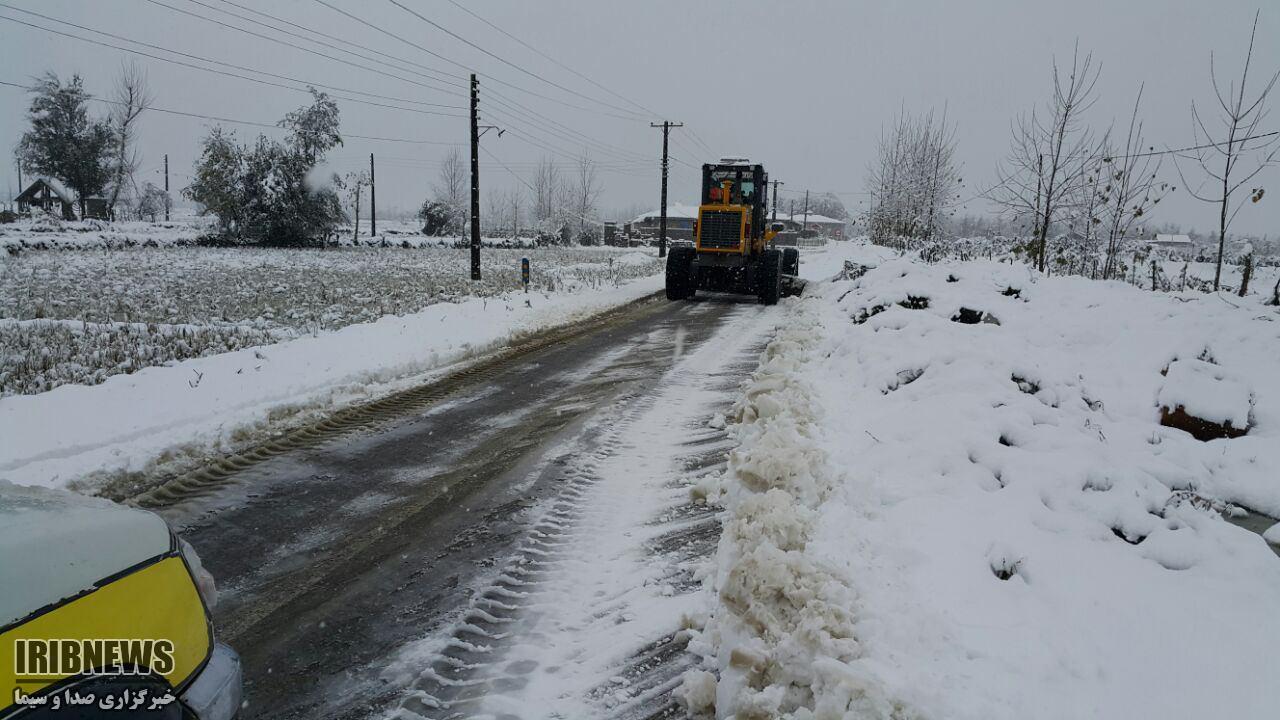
xmin=692 ymin=250 xmax=1280 ymax=719
xmin=0 ymin=273 xmax=662 ymax=492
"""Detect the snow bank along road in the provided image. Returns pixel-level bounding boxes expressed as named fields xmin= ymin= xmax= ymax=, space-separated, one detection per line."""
xmin=148 ymin=288 xmax=783 ymax=719
xmin=687 ymin=255 xmax=1280 ymax=720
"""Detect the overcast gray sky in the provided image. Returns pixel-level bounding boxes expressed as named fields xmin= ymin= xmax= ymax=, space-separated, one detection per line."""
xmin=1 ymin=0 xmax=1277 ymax=235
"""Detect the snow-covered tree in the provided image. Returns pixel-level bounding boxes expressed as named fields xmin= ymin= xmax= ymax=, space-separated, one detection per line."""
xmin=185 ymin=126 xmax=244 ymax=235
xmin=432 ymin=147 xmax=466 ymax=235
xmin=185 ymin=89 xmax=344 ymax=245
xmin=865 ymin=108 xmax=961 ymax=247
xmin=133 ymin=182 xmax=170 ymax=222
xmin=16 ymin=73 xmax=114 ymax=218
xmin=106 ymin=61 xmax=152 ymax=216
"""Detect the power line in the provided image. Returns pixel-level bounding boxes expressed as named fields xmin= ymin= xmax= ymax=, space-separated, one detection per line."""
xmin=440 ymin=0 xmax=658 ymax=117
xmin=305 ymin=0 xmax=632 ymax=125
xmin=385 ymin=0 xmax=645 ymax=119
xmin=138 ymin=0 xmax=463 ymax=98
xmin=0 ymin=10 xmax=465 ymax=118
xmin=684 ymin=125 xmax=717 ymax=156
xmin=0 ymin=79 xmax=465 ymax=146
xmin=200 ymin=0 xmax=467 ymax=89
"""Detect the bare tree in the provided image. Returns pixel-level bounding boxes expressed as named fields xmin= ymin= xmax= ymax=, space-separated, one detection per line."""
xmin=1175 ymin=11 xmax=1279 ymax=290
xmin=432 ymin=147 xmax=467 ymax=234
xmin=865 ymin=108 xmax=961 ymax=247
xmin=531 ymin=155 xmax=561 ymax=227
xmin=1096 ymin=87 xmax=1175 ymax=279
xmin=508 ymin=188 xmax=524 ymax=239
xmin=340 ymin=170 xmax=369 ymax=241
xmin=993 ymin=44 xmax=1101 ymax=271
xmin=571 ymin=150 xmax=602 ymax=240
xmin=106 ymin=61 xmax=153 ymax=217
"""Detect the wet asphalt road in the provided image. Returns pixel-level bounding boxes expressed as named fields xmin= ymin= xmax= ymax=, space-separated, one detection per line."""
xmin=156 ymin=294 xmax=753 ymax=719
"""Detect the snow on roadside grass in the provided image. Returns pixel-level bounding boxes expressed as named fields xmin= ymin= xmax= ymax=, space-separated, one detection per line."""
xmin=1 ymin=243 xmax=660 ymax=395
xmin=691 ymin=256 xmax=1280 ymax=719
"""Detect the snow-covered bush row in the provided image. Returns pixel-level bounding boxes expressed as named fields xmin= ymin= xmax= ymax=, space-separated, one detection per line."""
xmin=0 ymin=319 xmax=282 ymax=396
xmin=0 ymin=245 xmax=660 ymax=395
xmin=692 ymin=257 xmax=1280 ymax=718
xmin=0 ymin=217 xmax=211 ymax=252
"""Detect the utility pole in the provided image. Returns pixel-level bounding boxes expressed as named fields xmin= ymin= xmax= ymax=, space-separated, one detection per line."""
xmin=770 ymin=179 xmax=784 ymax=222
xmin=789 ymin=199 xmax=795 ymax=224
xmin=801 ymin=189 xmax=810 ymax=232
xmin=468 ymin=74 xmax=503 ymax=280
xmin=650 ymin=120 xmax=683 ymax=258
xmin=163 ymin=154 xmax=170 ymax=221
xmin=470 ymin=74 xmax=481 ymax=280
xmin=369 ymin=153 xmax=376 ymax=238
xmin=1034 ymin=153 xmax=1044 ymax=271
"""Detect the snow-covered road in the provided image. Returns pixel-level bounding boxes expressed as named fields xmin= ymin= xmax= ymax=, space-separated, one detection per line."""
xmin=383 ymin=295 xmax=778 ymax=720
xmin=150 ymin=286 xmax=786 ymax=719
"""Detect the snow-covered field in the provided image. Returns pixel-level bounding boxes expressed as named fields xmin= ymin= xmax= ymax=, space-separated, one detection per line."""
xmin=0 ymin=215 xmax=667 ymax=493
xmin=688 ymin=249 xmax=1280 ymax=718
xmin=1 ymin=223 xmax=659 ymax=395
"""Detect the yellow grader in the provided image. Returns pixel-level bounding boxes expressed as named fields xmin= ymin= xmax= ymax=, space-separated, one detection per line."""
xmin=665 ymin=158 xmax=801 ymax=305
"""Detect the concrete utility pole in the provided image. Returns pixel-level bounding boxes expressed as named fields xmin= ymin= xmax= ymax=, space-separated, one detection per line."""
xmin=468 ymin=74 xmax=503 ymax=280
xmin=470 ymin=74 xmax=482 ymax=280
xmin=369 ymin=153 xmax=376 ymax=238
xmin=650 ymin=121 xmax=683 ymax=258
xmin=770 ymin=179 xmax=784 ymax=222
xmin=802 ymin=189 xmax=810 ymax=232
xmin=163 ymin=154 xmax=170 ymax=222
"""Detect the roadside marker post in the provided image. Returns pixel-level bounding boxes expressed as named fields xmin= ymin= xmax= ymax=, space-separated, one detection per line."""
xmin=521 ymin=257 xmax=530 ymax=292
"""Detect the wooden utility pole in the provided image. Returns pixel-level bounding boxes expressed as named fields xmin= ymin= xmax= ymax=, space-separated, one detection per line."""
xmin=770 ymin=179 xmax=784 ymax=222
xmin=801 ymin=189 xmax=810 ymax=232
xmin=163 ymin=154 xmax=169 ymax=221
xmin=650 ymin=121 xmax=683 ymax=258
xmin=369 ymin=153 xmax=376 ymax=238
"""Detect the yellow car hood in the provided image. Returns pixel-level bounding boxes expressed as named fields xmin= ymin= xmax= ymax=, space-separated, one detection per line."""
xmin=0 ymin=481 xmax=172 ymax=627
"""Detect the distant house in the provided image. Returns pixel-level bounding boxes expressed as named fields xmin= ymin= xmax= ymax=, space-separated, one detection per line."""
xmin=629 ymin=204 xmax=700 ymax=240
xmin=12 ymin=177 xmax=109 ymax=220
xmin=1149 ymin=233 xmax=1195 ymax=256
xmin=771 ymin=212 xmax=848 ymax=239
xmin=15 ymin=177 xmax=76 ymax=220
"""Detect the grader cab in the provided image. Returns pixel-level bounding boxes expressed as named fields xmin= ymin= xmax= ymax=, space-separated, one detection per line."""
xmin=665 ymin=159 xmax=800 ymax=305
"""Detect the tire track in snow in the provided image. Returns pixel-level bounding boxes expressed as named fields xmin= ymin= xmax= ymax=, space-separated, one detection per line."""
xmin=383 ymin=305 xmax=775 ymax=720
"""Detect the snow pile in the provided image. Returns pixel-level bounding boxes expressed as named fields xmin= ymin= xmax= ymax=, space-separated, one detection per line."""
xmin=696 ymin=257 xmax=1280 ymax=718
xmin=1157 ymin=358 xmax=1252 ymax=430
xmin=687 ymin=299 xmax=899 ymax=718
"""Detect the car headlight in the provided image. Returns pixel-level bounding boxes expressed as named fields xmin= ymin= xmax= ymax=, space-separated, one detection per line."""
xmin=180 ymin=538 xmax=219 ymax=611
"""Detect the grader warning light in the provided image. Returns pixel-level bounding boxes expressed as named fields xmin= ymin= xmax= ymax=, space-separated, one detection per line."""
xmin=665 ymin=160 xmax=801 ymax=305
